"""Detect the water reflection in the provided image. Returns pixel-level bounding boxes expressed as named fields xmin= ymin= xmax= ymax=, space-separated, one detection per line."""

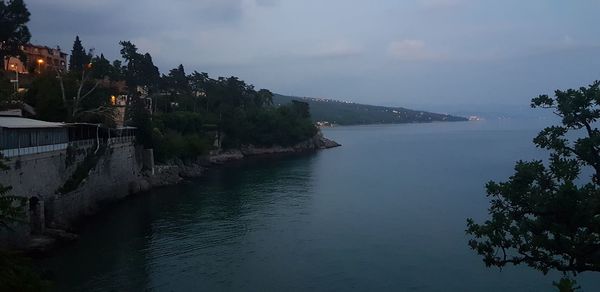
xmin=39 ymin=154 xmax=317 ymax=291
xmin=38 ymin=121 xmax=600 ymax=291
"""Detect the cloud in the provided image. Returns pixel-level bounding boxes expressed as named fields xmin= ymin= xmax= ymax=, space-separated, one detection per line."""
xmin=303 ymin=40 xmax=363 ymax=59
xmin=254 ymin=0 xmax=280 ymax=7
xmin=387 ymin=40 xmax=444 ymax=61
xmin=419 ymin=0 xmax=465 ymax=10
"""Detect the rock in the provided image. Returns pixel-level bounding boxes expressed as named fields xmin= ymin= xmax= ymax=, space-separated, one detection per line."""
xmin=146 ymin=165 xmax=183 ymax=187
xmin=241 ymin=145 xmax=294 ymax=156
xmin=179 ymin=163 xmax=205 ymax=178
xmin=321 ymin=137 xmax=341 ymax=148
xmin=24 ymin=229 xmax=78 ymax=254
xmin=25 ymin=236 xmax=57 ymax=253
xmin=44 ymin=228 xmax=78 ymax=242
xmin=139 ymin=179 xmax=152 ymax=192
xmin=208 ymin=150 xmax=244 ymax=164
xmin=128 ymin=181 xmax=141 ymax=194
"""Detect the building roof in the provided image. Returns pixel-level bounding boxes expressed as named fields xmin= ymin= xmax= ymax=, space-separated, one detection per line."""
xmin=0 ymin=117 xmax=65 ymax=129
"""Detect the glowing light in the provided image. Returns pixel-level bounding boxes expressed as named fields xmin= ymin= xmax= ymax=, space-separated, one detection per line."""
xmin=111 ymin=95 xmax=117 ymax=106
xmin=37 ymin=59 xmax=44 ymax=64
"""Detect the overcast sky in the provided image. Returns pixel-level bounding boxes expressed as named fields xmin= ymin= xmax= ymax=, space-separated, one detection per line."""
xmin=25 ymin=0 xmax=600 ymax=110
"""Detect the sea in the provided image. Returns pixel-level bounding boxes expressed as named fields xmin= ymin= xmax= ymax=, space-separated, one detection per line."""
xmin=39 ymin=118 xmax=600 ymax=291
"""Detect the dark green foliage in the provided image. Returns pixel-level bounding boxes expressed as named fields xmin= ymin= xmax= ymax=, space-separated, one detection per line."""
xmin=291 ymin=100 xmax=310 ymax=118
xmin=68 ymin=36 xmax=91 ymax=73
xmin=163 ymin=64 xmax=191 ymax=97
xmin=0 ymin=0 xmax=31 ymax=65
xmin=152 ymin=130 xmax=211 ymax=162
xmin=0 ymin=250 xmax=50 ymax=292
xmin=0 ymin=155 xmax=26 ymax=230
xmin=466 ymin=81 xmax=600 ymax=288
xmin=57 ymin=145 xmax=106 ymax=194
xmin=21 ymin=39 xmax=318 ymax=161
xmin=24 ymin=73 xmax=68 ymax=121
xmin=119 ymin=41 xmax=159 ymax=93
xmin=149 ymin=112 xmax=214 ymax=161
xmin=273 ymin=94 xmax=467 ymax=125
xmin=0 ymin=71 xmax=16 ymax=109
xmin=0 ymin=185 xmax=25 ymax=230
xmin=25 ymin=52 xmax=118 ymax=124
xmin=129 ymin=92 xmax=153 ymax=148
xmin=256 ymin=89 xmax=274 ymax=108
xmin=115 ymin=51 xmax=319 ymax=159
xmin=221 ymin=105 xmax=316 ymax=148
xmin=0 ymin=157 xmax=43 ymax=291
xmin=553 ymin=278 xmax=581 ymax=292
xmin=91 ymin=54 xmax=121 ymax=80
xmin=119 ymin=41 xmax=160 ymax=139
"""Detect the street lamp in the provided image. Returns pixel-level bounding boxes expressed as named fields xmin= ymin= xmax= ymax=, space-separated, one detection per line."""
xmin=37 ymin=58 xmax=44 ymax=73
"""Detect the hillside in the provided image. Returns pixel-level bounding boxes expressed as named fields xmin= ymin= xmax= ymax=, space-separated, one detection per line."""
xmin=273 ymin=94 xmax=468 ymax=125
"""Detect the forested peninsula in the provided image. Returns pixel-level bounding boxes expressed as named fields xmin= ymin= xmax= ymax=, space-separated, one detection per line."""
xmin=274 ymin=94 xmax=467 ymax=126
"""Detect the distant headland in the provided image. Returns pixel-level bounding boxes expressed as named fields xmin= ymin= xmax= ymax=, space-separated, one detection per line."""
xmin=273 ymin=94 xmax=468 ymax=126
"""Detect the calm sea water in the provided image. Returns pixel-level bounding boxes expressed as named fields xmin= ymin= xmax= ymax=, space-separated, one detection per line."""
xmin=40 ymin=119 xmax=600 ymax=291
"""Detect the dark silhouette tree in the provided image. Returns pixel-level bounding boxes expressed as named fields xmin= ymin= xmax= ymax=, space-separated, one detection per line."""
xmin=255 ymin=89 xmax=274 ymax=108
xmin=119 ymin=41 xmax=159 ymax=93
xmin=68 ymin=36 xmax=91 ymax=73
xmin=467 ymin=81 xmax=600 ymax=291
xmin=0 ymin=0 xmax=30 ymax=70
xmin=118 ymin=41 xmax=160 ymax=144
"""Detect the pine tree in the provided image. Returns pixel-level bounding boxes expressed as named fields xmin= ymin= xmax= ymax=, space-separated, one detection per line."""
xmin=68 ymin=36 xmax=90 ymax=73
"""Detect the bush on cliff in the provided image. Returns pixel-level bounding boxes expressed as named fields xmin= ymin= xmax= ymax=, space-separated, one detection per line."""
xmin=220 ymin=104 xmax=317 ymax=148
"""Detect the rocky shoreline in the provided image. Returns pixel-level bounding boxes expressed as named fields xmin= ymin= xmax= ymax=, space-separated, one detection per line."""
xmin=21 ymin=134 xmax=340 ymax=254
xmin=141 ymin=132 xmax=341 ymax=189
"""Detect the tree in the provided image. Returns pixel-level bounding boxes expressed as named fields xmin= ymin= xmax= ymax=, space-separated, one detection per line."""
xmin=56 ymin=58 xmax=105 ymax=122
xmin=255 ymin=89 xmax=273 ymax=108
xmin=119 ymin=41 xmax=159 ymax=93
xmin=0 ymin=71 xmax=14 ymax=109
xmin=466 ymin=81 xmax=600 ymax=291
xmin=0 ymin=0 xmax=30 ymax=70
xmin=291 ymin=100 xmax=310 ymax=118
xmin=68 ymin=36 xmax=91 ymax=73
xmin=118 ymin=41 xmax=159 ymax=128
xmin=164 ymin=64 xmax=190 ymax=96
xmin=24 ymin=72 xmax=68 ymax=121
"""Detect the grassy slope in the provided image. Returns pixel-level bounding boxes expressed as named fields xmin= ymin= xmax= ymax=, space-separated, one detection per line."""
xmin=273 ymin=94 xmax=468 ymax=125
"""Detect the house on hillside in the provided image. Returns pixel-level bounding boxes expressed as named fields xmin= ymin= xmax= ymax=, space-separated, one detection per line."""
xmin=3 ymin=44 xmax=68 ymax=74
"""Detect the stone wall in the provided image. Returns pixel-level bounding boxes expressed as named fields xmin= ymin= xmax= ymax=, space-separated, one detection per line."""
xmin=0 ymin=148 xmax=74 ymax=200
xmin=0 ymin=142 xmax=144 ymax=247
xmin=45 ymin=143 xmax=144 ymax=229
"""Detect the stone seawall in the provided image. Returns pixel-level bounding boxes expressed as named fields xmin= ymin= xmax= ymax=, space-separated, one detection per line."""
xmin=0 ymin=132 xmax=340 ymax=251
xmin=45 ymin=143 xmax=144 ymax=229
xmin=0 ymin=142 xmax=144 ymax=249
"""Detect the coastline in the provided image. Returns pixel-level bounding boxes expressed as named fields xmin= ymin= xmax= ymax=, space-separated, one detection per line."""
xmin=20 ymin=133 xmax=341 ymax=255
xmin=143 ymin=131 xmax=340 ymax=189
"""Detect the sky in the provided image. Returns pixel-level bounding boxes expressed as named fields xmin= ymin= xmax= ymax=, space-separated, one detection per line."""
xmin=25 ymin=0 xmax=600 ymax=111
